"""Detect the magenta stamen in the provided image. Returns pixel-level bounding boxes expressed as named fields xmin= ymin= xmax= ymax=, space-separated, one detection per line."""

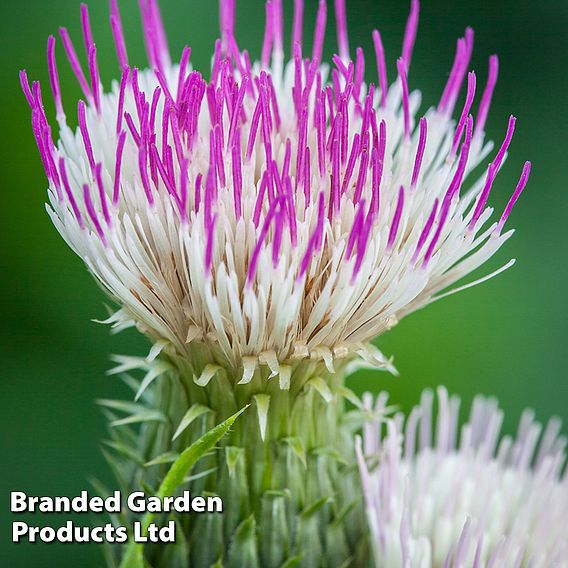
xmin=116 ymin=67 xmax=129 ymax=135
xmin=422 ymin=199 xmax=450 ymax=267
xmin=451 ymin=71 xmax=476 ymax=158
xmin=272 ymin=0 xmax=283 ymax=54
xmin=372 ymin=30 xmax=388 ymax=108
xmin=370 ymin=120 xmax=386 ymax=214
xmin=59 ymin=27 xmax=92 ymax=102
xmin=138 ymin=145 xmax=154 ymax=205
xmin=292 ymin=0 xmax=304 ymax=52
xmin=124 ymin=112 xmax=142 ymax=147
xmin=47 ymin=36 xmax=64 ymax=119
xmin=110 ymin=0 xmax=129 ymax=70
xmin=402 ymin=0 xmax=420 ymax=70
xmin=295 ymin=106 xmax=308 ymax=187
xmin=246 ymin=97 xmax=262 ymax=162
xmin=149 ymin=86 xmax=162 ymax=137
xmin=346 ymin=199 xmax=366 ymax=259
xmin=272 ymin=206 xmax=284 ymax=267
xmin=266 ymin=75 xmax=281 ymax=130
xmin=314 ymin=190 xmax=325 ymax=251
xmin=261 ymin=1 xmax=274 ymax=68
xmin=247 ymin=196 xmax=283 ymax=286
xmin=214 ymin=125 xmax=226 ymax=187
xmin=497 ymin=161 xmax=531 ymax=232
xmin=94 ymin=163 xmax=111 ymax=225
xmin=211 ymin=39 xmax=222 ymax=85
xmin=149 ymin=0 xmax=171 ymax=69
xmin=154 ymin=68 xmax=175 ymax=108
xmin=151 ymin=144 xmax=178 ymax=200
xmin=316 ymin=89 xmax=326 ymax=176
xmin=352 ymin=209 xmax=374 ymax=281
xmin=219 ymin=0 xmax=235 ymax=48
xmin=467 ymin=164 xmax=496 ymax=232
xmin=341 ymin=133 xmax=361 ymax=195
xmin=441 ymin=28 xmax=474 ymax=116
xmin=411 ymin=117 xmax=427 ymax=188
xmin=353 ymin=137 xmax=370 ymax=203
xmin=180 ymin=158 xmax=189 ymax=222
xmin=177 ymin=46 xmax=192 ymax=102
xmin=59 ymin=157 xmax=85 ymax=229
xmin=412 ymin=198 xmax=439 ymax=264
xmin=253 ymin=171 xmax=269 ymax=226
xmin=475 ymin=55 xmax=498 ymax=136
xmin=283 ymin=138 xmax=292 ymax=180
xmin=205 ymin=213 xmax=217 ymax=276
xmin=332 ymin=54 xmax=349 ymax=79
xmin=387 ymin=186 xmax=405 ymax=251
xmin=80 ymin=4 xmax=94 ymax=55
xmin=441 ymin=115 xmax=473 ymax=210
xmin=131 ymin=67 xmax=143 ymax=119
xmin=19 ymin=70 xmax=34 ymax=108
xmin=78 ymin=100 xmax=96 ymax=172
xmin=88 ymin=44 xmax=101 ymax=114
xmin=298 ymin=192 xmax=325 ymax=279
xmin=83 ymin=183 xmax=107 ymax=244
xmin=353 ymin=47 xmax=365 ymax=103
xmin=312 ymin=0 xmax=327 ymax=63
xmin=330 ymin=113 xmax=341 ymax=219
xmin=334 ymin=0 xmax=349 ymax=60
xmin=493 ymin=115 xmax=516 ymax=173
xmin=227 ymin=76 xmax=248 ymax=149
xmin=397 ymin=58 xmax=410 ymax=140
xmin=231 ymin=139 xmax=243 ymax=218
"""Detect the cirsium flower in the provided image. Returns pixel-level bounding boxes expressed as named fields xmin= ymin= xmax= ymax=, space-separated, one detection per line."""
xmin=357 ymin=388 xmax=568 ymax=567
xmin=21 ymin=0 xmax=529 ymax=379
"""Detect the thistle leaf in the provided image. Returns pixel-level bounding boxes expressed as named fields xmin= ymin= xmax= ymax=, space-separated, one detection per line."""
xmin=110 ymin=410 xmax=167 ymax=428
xmin=119 ymin=406 xmax=249 ymax=568
xmin=172 ymin=403 xmax=212 ymax=441
xmin=281 ymin=437 xmax=307 ymax=468
xmin=144 ymin=451 xmax=179 ymax=467
xmin=254 ymin=394 xmax=270 ymax=441
xmin=134 ymin=362 xmax=170 ymax=401
xmin=306 ymin=377 xmax=333 ymax=403
xmin=228 ymin=515 xmax=259 ymax=568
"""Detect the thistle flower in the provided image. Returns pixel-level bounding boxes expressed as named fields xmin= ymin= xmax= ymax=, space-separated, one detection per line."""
xmin=357 ymin=388 xmax=568 ymax=567
xmin=21 ymin=0 xmax=532 ymax=566
xmin=21 ymin=0 xmax=529 ymax=378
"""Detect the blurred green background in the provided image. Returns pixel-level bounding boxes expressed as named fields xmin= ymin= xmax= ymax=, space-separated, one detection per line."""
xmin=1 ymin=0 xmax=567 ymax=566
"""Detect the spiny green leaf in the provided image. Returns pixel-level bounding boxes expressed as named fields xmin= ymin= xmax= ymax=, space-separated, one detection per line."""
xmin=135 ymin=362 xmax=170 ymax=401
xmin=144 ymin=451 xmax=179 ymax=467
xmin=311 ymin=446 xmax=349 ymax=466
xmin=279 ymin=555 xmax=303 ymax=568
xmin=281 ymin=437 xmax=307 ymax=468
xmin=119 ymin=406 xmax=249 ymax=568
xmin=172 ymin=403 xmax=212 ymax=441
xmin=228 ymin=515 xmax=258 ymax=568
xmin=306 ymin=377 xmax=333 ymax=403
xmin=111 ymin=410 xmax=167 ymax=428
xmin=225 ymin=446 xmax=244 ymax=479
xmin=97 ymin=399 xmax=149 ymax=415
xmin=102 ymin=440 xmax=145 ymax=465
xmin=300 ymin=495 xmax=333 ymax=519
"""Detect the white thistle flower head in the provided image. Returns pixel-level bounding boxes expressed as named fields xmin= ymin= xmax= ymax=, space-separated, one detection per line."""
xmin=357 ymin=388 xmax=568 ymax=568
xmin=21 ymin=0 xmax=530 ymax=380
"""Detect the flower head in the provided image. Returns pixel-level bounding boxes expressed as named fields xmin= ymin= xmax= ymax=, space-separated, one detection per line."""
xmin=357 ymin=388 xmax=568 ymax=567
xmin=22 ymin=0 xmax=530 ymax=379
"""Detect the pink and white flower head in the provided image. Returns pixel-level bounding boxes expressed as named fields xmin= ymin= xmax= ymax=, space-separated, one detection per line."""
xmin=357 ymin=388 xmax=568 ymax=567
xmin=21 ymin=0 xmax=530 ymax=379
